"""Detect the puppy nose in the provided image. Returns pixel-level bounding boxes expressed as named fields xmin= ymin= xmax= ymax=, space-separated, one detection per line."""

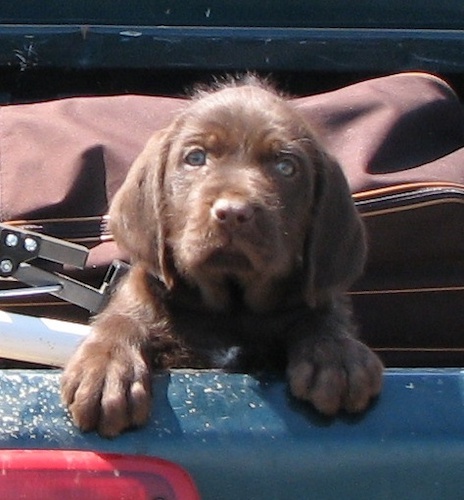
xmin=211 ymin=198 xmax=255 ymax=225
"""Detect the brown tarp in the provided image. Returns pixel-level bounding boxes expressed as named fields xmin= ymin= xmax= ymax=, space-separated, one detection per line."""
xmin=2 ymin=72 xmax=464 ymax=365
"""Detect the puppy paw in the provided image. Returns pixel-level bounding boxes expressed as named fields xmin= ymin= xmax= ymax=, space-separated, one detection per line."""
xmin=287 ymin=336 xmax=383 ymax=415
xmin=61 ymin=337 xmax=151 ymax=438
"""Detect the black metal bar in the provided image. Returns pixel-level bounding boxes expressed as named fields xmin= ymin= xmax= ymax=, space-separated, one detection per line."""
xmin=0 ymin=223 xmax=108 ymax=312
xmin=13 ymin=264 xmax=104 ymax=313
xmin=0 ymin=0 xmax=463 ymax=29
xmin=0 ymin=223 xmax=88 ymax=272
xmin=2 ymin=26 xmax=464 ymax=73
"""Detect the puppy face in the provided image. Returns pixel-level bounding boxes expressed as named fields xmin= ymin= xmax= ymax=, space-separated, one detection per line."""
xmin=110 ymin=81 xmax=366 ymax=312
xmin=163 ymin=86 xmax=317 ymax=297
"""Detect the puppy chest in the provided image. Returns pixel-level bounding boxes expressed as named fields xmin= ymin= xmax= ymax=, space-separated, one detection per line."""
xmin=166 ymin=306 xmax=298 ymax=371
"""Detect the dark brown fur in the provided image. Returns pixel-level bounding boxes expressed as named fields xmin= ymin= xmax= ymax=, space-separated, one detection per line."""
xmin=61 ymin=78 xmax=383 ymax=437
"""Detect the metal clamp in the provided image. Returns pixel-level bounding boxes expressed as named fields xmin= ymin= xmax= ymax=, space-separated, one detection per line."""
xmin=0 ymin=223 xmax=128 ymax=313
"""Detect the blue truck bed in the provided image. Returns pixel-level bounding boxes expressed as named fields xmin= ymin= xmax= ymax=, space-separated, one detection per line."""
xmin=0 ymin=368 xmax=463 ymax=499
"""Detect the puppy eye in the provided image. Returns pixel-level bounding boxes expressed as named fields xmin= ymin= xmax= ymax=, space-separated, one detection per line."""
xmin=275 ymin=157 xmax=297 ymax=177
xmin=184 ymin=148 xmax=207 ymax=167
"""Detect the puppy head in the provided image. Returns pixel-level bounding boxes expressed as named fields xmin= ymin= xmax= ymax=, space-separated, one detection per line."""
xmin=110 ymin=79 xmax=366 ymax=310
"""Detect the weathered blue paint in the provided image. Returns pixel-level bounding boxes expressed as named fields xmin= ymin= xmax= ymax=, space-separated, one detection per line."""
xmin=0 ymin=369 xmax=463 ymax=499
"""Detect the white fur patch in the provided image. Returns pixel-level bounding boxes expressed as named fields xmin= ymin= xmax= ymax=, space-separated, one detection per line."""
xmin=211 ymin=346 xmax=242 ymax=368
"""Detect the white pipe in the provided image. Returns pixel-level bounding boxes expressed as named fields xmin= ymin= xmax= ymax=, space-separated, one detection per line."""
xmin=0 ymin=310 xmax=89 ymax=367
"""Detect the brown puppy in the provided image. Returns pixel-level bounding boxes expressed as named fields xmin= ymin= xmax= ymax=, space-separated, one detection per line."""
xmin=61 ymin=78 xmax=383 ymax=437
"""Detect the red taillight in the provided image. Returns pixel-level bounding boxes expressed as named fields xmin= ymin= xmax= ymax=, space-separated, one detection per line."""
xmin=0 ymin=450 xmax=200 ymax=500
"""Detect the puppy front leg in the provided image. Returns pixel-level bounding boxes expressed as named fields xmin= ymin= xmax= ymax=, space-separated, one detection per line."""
xmin=287 ymin=297 xmax=383 ymax=416
xmin=61 ymin=266 xmax=165 ymax=437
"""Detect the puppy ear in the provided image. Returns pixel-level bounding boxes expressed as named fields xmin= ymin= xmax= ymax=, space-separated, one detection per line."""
xmin=305 ymin=152 xmax=366 ymax=308
xmin=109 ymin=129 xmax=175 ymax=288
